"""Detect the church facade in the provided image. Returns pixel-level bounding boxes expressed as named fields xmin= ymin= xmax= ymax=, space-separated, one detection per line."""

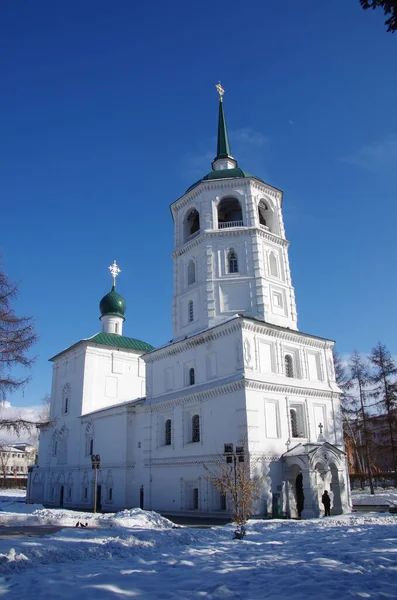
xmin=30 ymin=87 xmax=351 ymax=519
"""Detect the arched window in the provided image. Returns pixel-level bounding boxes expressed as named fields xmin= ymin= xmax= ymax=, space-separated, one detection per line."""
xmin=258 ymin=200 xmax=269 ymax=228
xmin=184 ymin=208 xmax=200 ymax=241
xmin=218 ymin=198 xmax=243 ymax=228
xmin=192 ymin=414 xmax=200 ymax=442
xmin=165 ymin=419 xmax=172 ymax=445
xmin=188 ymin=259 xmax=196 ymax=285
xmin=189 ymin=367 xmax=195 ymax=386
xmin=228 ymin=249 xmax=238 ymax=274
xmin=269 ymin=252 xmax=279 ymax=278
xmin=188 ymin=300 xmax=194 ymax=323
xmin=285 ymin=354 xmax=294 ymax=378
xmin=290 ymin=409 xmax=299 ymax=438
xmin=85 ymin=422 xmax=94 ymax=456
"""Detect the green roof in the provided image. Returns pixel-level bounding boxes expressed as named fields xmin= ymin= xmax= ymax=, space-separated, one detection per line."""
xmin=215 ymin=99 xmax=232 ymax=160
xmin=100 ymin=286 xmax=126 ymax=318
xmin=186 ymin=168 xmax=265 ymax=193
xmin=49 ymin=333 xmax=154 ymax=361
xmin=88 ymin=333 xmax=154 ymax=352
xmin=185 ymin=97 xmax=265 ymax=194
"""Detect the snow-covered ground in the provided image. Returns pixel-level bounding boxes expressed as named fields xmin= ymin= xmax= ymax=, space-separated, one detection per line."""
xmin=0 ymin=489 xmax=396 ymax=599
xmin=351 ymin=488 xmax=397 ymax=506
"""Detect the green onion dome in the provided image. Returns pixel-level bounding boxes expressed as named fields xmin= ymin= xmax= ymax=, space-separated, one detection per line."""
xmin=99 ymin=286 xmax=126 ymax=318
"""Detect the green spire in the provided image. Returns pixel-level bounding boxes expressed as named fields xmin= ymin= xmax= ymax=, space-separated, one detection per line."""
xmin=216 ymin=98 xmax=232 ymax=160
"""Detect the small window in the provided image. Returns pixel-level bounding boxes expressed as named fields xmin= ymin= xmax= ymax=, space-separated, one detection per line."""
xmin=228 ymin=249 xmax=238 ymax=274
xmin=193 ymin=487 xmax=199 ymax=510
xmin=53 ymin=442 xmax=57 ymax=456
xmin=165 ymin=419 xmax=172 ymax=445
xmin=68 ymin=488 xmax=72 ymax=500
xmin=220 ymin=493 xmax=227 ymax=511
xmin=188 ymin=300 xmax=194 ymax=323
xmin=115 ymin=323 xmax=119 ymax=334
xmin=84 ymin=487 xmax=88 ymax=499
xmin=188 ymin=260 xmax=196 ymax=285
xmin=108 ymin=488 xmax=113 ymax=501
xmin=189 ymin=367 xmax=195 ymax=386
xmin=64 ymin=397 xmax=69 ymax=414
xmin=290 ymin=408 xmax=298 ymax=437
xmin=285 ymin=354 xmax=294 ymax=378
xmin=192 ymin=414 xmax=200 ymax=442
xmin=90 ymin=438 xmax=94 ymax=455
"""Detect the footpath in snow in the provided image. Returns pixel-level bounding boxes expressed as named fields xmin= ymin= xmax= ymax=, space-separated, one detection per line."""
xmin=0 ymin=488 xmax=396 ymax=599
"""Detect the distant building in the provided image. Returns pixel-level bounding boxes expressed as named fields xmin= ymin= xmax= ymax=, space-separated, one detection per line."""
xmin=0 ymin=443 xmax=36 ymax=478
xmin=30 ymin=88 xmax=350 ymax=518
xmin=344 ymin=413 xmax=397 ymax=474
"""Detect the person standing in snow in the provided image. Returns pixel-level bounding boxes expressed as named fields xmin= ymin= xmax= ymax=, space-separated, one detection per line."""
xmin=322 ymin=490 xmax=331 ymax=517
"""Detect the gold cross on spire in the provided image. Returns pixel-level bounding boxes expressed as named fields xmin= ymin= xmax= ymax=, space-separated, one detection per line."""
xmin=108 ymin=260 xmax=121 ymax=287
xmin=216 ymin=81 xmax=225 ymax=102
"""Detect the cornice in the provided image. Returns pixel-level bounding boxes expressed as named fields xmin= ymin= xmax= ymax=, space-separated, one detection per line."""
xmin=172 ymin=227 xmax=289 ymax=258
xmin=241 ymin=319 xmax=332 ymax=349
xmin=145 ymin=379 xmax=245 ymax=412
xmin=144 ymin=320 xmax=242 ymax=362
xmin=244 ymin=378 xmax=335 ymax=399
xmin=146 ymin=452 xmax=281 ymax=468
xmin=171 ymin=178 xmax=282 ymax=214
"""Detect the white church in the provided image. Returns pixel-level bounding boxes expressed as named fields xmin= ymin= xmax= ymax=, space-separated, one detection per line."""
xmin=30 ymin=86 xmax=351 ymax=519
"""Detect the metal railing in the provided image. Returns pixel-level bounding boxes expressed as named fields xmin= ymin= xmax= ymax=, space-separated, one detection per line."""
xmin=218 ymin=220 xmax=244 ymax=229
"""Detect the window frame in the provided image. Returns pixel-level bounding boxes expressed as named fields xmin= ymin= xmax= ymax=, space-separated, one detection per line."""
xmin=228 ymin=249 xmax=238 ymax=274
xmin=165 ymin=419 xmax=172 ymax=446
xmin=285 ymin=354 xmax=294 ymax=378
xmin=192 ymin=414 xmax=200 ymax=443
xmin=188 ymin=300 xmax=194 ymax=323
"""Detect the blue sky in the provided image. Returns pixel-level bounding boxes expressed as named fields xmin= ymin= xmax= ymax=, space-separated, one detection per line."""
xmin=1 ymin=0 xmax=396 ymax=408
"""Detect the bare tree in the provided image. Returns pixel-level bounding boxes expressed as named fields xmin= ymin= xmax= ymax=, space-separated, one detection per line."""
xmin=204 ymin=439 xmax=263 ymax=524
xmin=333 ymin=349 xmax=363 ymax=472
xmin=349 ymin=350 xmax=375 ymax=494
xmin=0 ymin=442 xmax=11 ymax=481
xmin=0 ymin=268 xmax=37 ymax=400
xmin=369 ymin=342 xmax=397 ymax=487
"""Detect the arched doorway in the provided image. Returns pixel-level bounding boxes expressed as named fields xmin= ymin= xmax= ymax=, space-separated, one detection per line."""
xmin=330 ymin=463 xmax=342 ymax=515
xmin=295 ymin=472 xmax=304 ymax=518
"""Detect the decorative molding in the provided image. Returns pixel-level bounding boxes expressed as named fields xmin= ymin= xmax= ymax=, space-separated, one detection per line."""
xmin=145 ymin=379 xmax=245 ymax=412
xmin=172 ymin=227 xmax=289 ymax=258
xmin=172 ymin=178 xmax=282 ymax=215
xmin=241 ymin=319 xmax=332 ymax=349
xmin=245 ymin=379 xmax=336 ymax=399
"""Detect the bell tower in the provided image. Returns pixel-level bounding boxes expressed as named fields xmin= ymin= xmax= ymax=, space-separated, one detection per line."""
xmin=170 ymin=85 xmax=298 ymax=341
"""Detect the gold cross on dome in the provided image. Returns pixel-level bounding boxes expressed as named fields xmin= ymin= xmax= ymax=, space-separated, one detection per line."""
xmin=108 ymin=260 xmax=121 ymax=286
xmin=216 ymin=82 xmax=225 ymax=101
